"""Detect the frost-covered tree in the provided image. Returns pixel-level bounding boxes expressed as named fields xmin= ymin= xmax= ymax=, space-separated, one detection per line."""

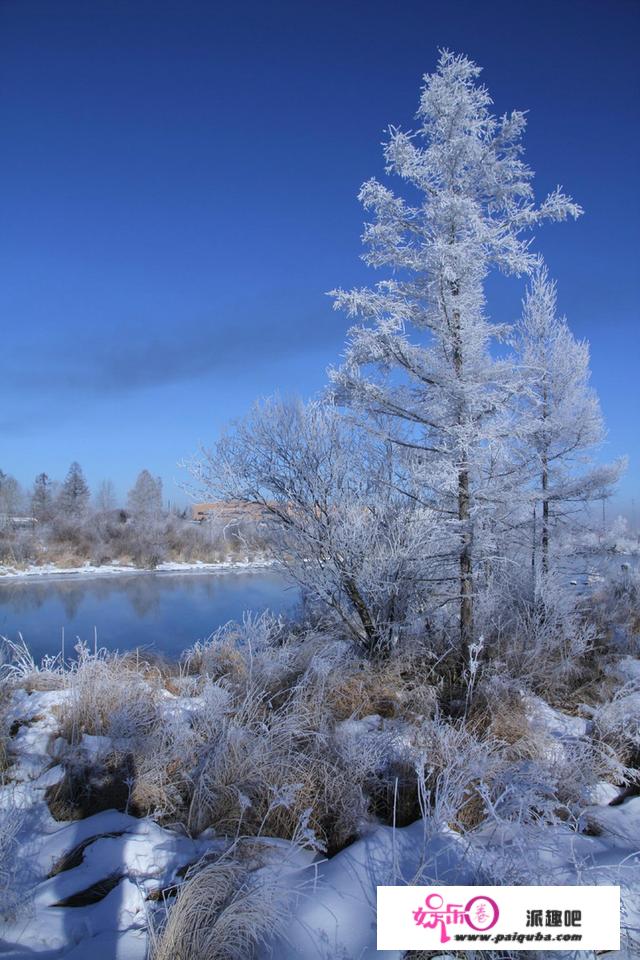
xmin=190 ymin=396 xmax=440 ymax=655
xmin=0 ymin=470 xmax=22 ymax=527
xmin=57 ymin=462 xmax=90 ymax=518
xmin=127 ymin=470 xmax=163 ymax=518
xmin=31 ymin=472 xmax=54 ymax=523
xmin=330 ymin=50 xmax=582 ymax=659
xmin=515 ymin=268 xmax=622 ymax=573
xmin=95 ymin=479 xmax=117 ymax=514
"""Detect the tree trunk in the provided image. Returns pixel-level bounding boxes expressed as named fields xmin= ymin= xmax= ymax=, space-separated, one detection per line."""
xmin=541 ymin=383 xmax=549 ymax=575
xmin=458 ymin=464 xmax=473 ymax=660
xmin=451 ymin=295 xmax=473 ymax=662
xmin=541 ymin=457 xmax=549 ymax=575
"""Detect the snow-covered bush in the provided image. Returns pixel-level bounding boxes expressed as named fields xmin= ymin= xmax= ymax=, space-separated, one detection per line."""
xmin=183 ymin=681 xmax=368 ymax=852
xmin=590 ymin=677 xmax=640 ymax=767
xmin=481 ymin=576 xmax=597 ymax=701
xmin=182 ymin=612 xmax=287 ymax=685
xmin=189 ymin=397 xmax=445 ymax=657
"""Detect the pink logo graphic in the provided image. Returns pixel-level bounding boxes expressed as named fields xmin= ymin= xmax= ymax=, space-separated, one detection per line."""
xmin=412 ymin=891 xmax=500 ymax=943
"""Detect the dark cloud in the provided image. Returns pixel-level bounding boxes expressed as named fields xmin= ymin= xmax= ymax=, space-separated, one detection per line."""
xmin=1 ymin=292 xmax=344 ymax=398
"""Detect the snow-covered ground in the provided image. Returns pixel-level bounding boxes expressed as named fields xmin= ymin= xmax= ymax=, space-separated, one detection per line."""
xmin=1 ymin=673 xmax=638 ymax=959
xmin=0 ymin=558 xmax=275 ymax=581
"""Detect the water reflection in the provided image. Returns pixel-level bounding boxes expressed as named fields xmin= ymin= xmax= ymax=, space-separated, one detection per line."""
xmin=0 ymin=569 xmax=298 ymax=663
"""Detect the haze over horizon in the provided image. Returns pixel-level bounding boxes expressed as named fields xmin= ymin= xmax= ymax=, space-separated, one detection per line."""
xmin=1 ymin=0 xmax=638 ymax=520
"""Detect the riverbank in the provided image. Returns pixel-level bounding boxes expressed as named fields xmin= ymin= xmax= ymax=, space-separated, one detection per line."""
xmin=0 ymin=557 xmax=275 ymax=581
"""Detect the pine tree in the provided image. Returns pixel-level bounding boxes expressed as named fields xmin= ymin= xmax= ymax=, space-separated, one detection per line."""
xmin=516 ymin=268 xmax=622 ymax=574
xmin=330 ymin=50 xmax=582 ymax=659
xmin=57 ymin=462 xmax=90 ymax=518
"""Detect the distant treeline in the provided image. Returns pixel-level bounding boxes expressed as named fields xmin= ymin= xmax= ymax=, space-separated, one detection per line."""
xmin=0 ymin=463 xmax=264 ymax=568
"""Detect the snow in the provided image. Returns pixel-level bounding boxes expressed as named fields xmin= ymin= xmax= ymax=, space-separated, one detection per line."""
xmin=256 ymin=794 xmax=640 ymax=959
xmin=155 ymin=558 xmax=274 ymax=573
xmin=524 ymin=693 xmax=591 ymax=766
xmin=0 ymin=562 xmax=139 ymax=580
xmin=1 ymin=673 xmax=638 ymax=959
xmin=0 ymin=558 xmax=275 ymax=581
xmin=606 ymin=656 xmax=640 ymax=684
xmin=257 ymin=821 xmax=474 ymax=960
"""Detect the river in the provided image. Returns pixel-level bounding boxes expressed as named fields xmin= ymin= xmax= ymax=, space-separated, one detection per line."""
xmin=0 ymin=568 xmax=299 ymax=664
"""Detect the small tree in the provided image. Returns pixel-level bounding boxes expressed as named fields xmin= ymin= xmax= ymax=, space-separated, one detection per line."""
xmin=95 ymin=479 xmax=117 ymax=514
xmin=515 ymin=268 xmax=623 ymax=574
xmin=190 ymin=396 xmax=439 ymax=655
xmin=31 ymin=472 xmax=54 ymax=523
xmin=57 ymin=462 xmax=91 ymax=518
xmin=127 ymin=470 xmax=163 ymax=518
xmin=0 ymin=470 xmax=22 ymax=527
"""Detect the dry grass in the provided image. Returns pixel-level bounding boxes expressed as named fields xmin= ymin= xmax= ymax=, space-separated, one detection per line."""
xmin=325 ymin=655 xmax=438 ymax=722
xmin=46 ymin=751 xmax=139 ymax=820
xmin=182 ymin=639 xmax=249 ymax=692
xmin=0 ymin=797 xmax=25 ymax=919
xmin=151 ymin=844 xmax=292 ymax=960
xmin=58 ymin=649 xmax=162 ymax=744
xmin=181 ymin=683 xmax=368 ymax=854
xmin=467 ymin=678 xmax=538 ymax=760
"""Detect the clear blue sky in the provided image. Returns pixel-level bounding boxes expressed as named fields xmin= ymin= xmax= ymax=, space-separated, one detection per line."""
xmin=1 ymin=0 xmax=638 ymax=515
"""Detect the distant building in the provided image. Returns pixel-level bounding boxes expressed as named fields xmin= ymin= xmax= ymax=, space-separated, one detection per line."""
xmin=0 ymin=515 xmax=37 ymax=527
xmin=191 ymin=501 xmax=270 ymax=524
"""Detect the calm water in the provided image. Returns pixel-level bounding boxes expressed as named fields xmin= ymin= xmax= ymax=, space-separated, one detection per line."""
xmin=0 ymin=569 xmax=299 ymax=663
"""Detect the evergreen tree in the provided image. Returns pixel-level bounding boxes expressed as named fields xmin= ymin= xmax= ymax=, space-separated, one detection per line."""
xmin=57 ymin=462 xmax=90 ymax=518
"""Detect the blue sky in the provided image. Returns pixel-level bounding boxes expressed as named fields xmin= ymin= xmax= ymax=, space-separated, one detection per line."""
xmin=1 ymin=0 xmax=638 ymax=516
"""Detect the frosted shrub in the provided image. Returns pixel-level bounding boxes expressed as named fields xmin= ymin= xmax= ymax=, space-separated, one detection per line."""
xmin=590 ymin=678 xmax=640 ymax=766
xmin=185 ymin=684 xmax=368 ymax=852
xmin=182 ymin=613 xmax=286 ymax=679
xmin=487 ymin=578 xmax=597 ymax=700
xmin=60 ymin=643 xmax=161 ymax=745
xmin=414 ymin=719 xmax=505 ymax=832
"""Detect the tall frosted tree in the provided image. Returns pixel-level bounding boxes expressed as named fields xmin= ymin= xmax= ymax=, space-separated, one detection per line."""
xmin=516 ymin=268 xmax=622 ymax=574
xmin=57 ymin=462 xmax=90 ymax=518
xmin=330 ymin=50 xmax=582 ymax=659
